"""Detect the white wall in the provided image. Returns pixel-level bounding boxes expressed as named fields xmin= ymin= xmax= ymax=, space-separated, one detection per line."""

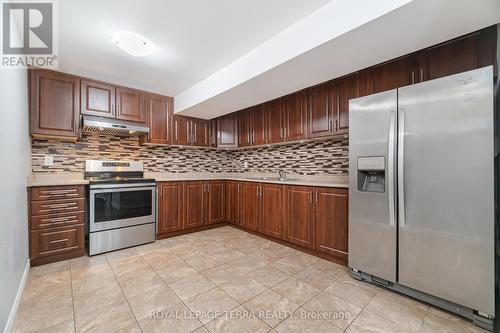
xmin=0 ymin=68 xmax=31 ymax=332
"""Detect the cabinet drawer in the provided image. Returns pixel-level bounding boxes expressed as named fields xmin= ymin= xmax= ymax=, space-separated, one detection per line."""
xmin=31 ymin=224 xmax=84 ymax=257
xmin=31 ymin=212 xmax=84 ymax=230
xmin=31 ymin=198 xmax=84 ymax=216
xmin=31 ymin=186 xmax=84 ymax=201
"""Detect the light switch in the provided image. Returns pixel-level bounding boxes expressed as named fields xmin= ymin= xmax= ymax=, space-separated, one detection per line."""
xmin=44 ymin=155 xmax=54 ymax=166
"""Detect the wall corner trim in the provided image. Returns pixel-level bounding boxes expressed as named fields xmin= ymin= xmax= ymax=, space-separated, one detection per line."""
xmin=3 ymin=260 xmax=30 ymax=333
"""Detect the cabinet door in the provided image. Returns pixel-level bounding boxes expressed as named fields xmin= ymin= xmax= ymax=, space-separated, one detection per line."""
xmin=207 ymin=181 xmax=225 ymax=224
xmin=284 ymin=186 xmax=315 ymax=248
xmin=116 ymin=87 xmax=146 ymax=123
xmin=30 ymin=70 xmax=80 ymax=140
xmin=157 ymin=182 xmax=184 ymax=234
xmin=225 ymin=181 xmax=241 ymax=224
xmin=252 ymin=105 xmax=267 ymax=145
xmin=315 ymin=188 xmax=348 ymax=260
xmin=184 ymin=181 xmax=206 ymax=228
xmin=217 ymin=113 xmax=238 ymax=148
xmin=336 ymin=73 xmax=364 ymax=133
xmin=208 ymin=119 xmax=217 ymax=147
xmin=191 ymin=118 xmax=209 ymax=146
xmin=366 ymin=55 xmax=419 ymax=94
xmin=172 ymin=115 xmax=191 ymax=145
xmin=265 ymin=98 xmax=284 ymax=144
xmin=238 ymin=109 xmax=252 ymax=147
xmin=81 ymin=80 xmax=116 ymax=118
xmin=240 ymin=182 xmax=259 ymax=231
xmin=259 ymin=184 xmax=284 ymax=239
xmin=283 ymin=91 xmax=308 ymax=141
xmin=308 ymin=83 xmax=335 ymax=138
xmin=143 ymin=95 xmax=171 ymax=145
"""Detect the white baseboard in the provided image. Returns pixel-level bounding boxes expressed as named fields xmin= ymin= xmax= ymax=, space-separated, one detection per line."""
xmin=3 ymin=260 xmax=30 ymax=333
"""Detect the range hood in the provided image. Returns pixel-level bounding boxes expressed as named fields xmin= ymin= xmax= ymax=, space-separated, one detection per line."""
xmin=82 ymin=115 xmax=149 ymax=136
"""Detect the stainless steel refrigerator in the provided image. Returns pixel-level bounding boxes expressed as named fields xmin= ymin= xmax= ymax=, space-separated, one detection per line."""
xmin=348 ymin=66 xmax=495 ymax=330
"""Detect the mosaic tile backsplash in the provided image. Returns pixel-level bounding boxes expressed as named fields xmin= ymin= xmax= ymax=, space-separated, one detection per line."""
xmin=31 ymin=133 xmax=349 ymax=175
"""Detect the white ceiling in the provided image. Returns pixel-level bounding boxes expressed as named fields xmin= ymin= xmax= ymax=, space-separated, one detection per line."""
xmin=57 ymin=0 xmax=332 ymax=95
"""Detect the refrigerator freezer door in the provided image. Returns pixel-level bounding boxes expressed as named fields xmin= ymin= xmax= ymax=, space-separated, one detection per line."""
xmin=349 ymin=90 xmax=398 ymax=282
xmin=398 ymin=67 xmax=495 ymax=316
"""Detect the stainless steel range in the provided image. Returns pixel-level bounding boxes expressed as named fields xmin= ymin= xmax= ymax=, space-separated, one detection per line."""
xmin=85 ymin=160 xmax=156 ymax=255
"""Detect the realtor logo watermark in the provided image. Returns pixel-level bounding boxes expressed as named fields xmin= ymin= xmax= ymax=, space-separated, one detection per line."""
xmin=1 ymin=0 xmax=57 ymax=68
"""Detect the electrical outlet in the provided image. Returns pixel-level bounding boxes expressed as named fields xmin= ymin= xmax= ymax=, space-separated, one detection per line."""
xmin=44 ymin=155 xmax=54 ymax=166
xmin=244 ymin=161 xmax=248 ymax=168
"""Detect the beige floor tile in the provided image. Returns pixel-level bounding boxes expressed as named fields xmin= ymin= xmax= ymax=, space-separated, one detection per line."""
xmin=133 ymin=242 xmax=165 ymax=255
xmin=346 ymin=309 xmax=404 ymax=333
xmin=184 ymin=288 xmax=239 ymax=324
xmin=192 ymin=326 xmax=210 ymax=333
xmin=141 ymin=248 xmax=183 ymax=270
xmin=70 ymin=255 xmax=107 ymax=269
xmin=185 ymin=252 xmax=225 ymax=271
xmin=243 ymin=289 xmax=299 ymax=328
xmin=156 ymin=236 xmax=191 ymax=249
xmin=272 ymin=277 xmax=320 ymax=306
xmin=113 ymin=323 xmax=143 ymax=333
xmin=138 ymin=302 xmax=203 ymax=333
xmin=207 ymin=247 xmax=247 ymax=263
xmin=29 ymin=260 xmax=70 ymax=277
xmin=24 ymin=268 xmax=71 ymax=291
xmin=156 ymin=263 xmax=198 ymax=283
xmin=127 ymin=285 xmax=181 ymax=320
xmin=220 ymin=275 xmax=268 ymax=303
xmin=168 ymin=273 xmax=216 ymax=301
xmin=205 ymin=306 xmax=270 ymax=333
xmin=284 ymin=252 xmax=320 ymax=267
xmin=325 ymin=274 xmax=378 ymax=308
xmin=293 ymin=263 xmax=344 ymax=289
xmin=70 ymin=261 xmax=112 ymax=280
xmin=27 ymin=319 xmax=75 ymax=333
xmin=419 ymin=307 xmax=487 ymax=333
xmin=302 ymin=291 xmax=362 ymax=330
xmin=19 ymin=280 xmax=72 ymax=313
xmin=270 ymin=256 xmax=307 ymax=275
xmin=105 ymin=247 xmax=139 ymax=262
xmin=75 ymin=299 xmax=136 ymax=333
xmin=227 ymin=256 xmax=267 ymax=274
xmin=118 ymin=269 xmax=166 ymax=298
xmin=110 ymin=255 xmax=151 ymax=279
xmin=202 ymin=264 xmax=243 ymax=285
xmin=13 ymin=301 xmax=74 ymax=333
xmin=246 ymin=265 xmax=289 ymax=288
xmin=73 ymin=280 xmax=125 ymax=316
xmin=274 ymin=308 xmax=342 ymax=333
xmin=364 ymin=290 xmax=428 ymax=331
xmin=72 ymin=272 xmax=117 ymax=296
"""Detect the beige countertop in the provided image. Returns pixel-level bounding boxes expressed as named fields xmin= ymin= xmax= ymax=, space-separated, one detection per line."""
xmin=145 ymin=172 xmax=349 ymax=188
xmin=27 ymin=173 xmax=89 ymax=187
xmin=27 ymin=172 xmax=348 ymax=188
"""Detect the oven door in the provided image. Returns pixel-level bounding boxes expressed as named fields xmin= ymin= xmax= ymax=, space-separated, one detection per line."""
xmin=89 ymin=184 xmax=156 ymax=232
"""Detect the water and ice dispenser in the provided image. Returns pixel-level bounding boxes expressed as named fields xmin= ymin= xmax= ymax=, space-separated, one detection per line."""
xmin=357 ymin=156 xmax=385 ymax=193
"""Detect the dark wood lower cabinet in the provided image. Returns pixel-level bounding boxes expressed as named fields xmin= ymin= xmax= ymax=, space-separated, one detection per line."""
xmin=315 ymin=188 xmax=349 ymax=261
xmin=207 ymin=181 xmax=225 ymax=224
xmin=184 ymin=181 xmax=206 ymax=229
xmin=240 ymin=182 xmax=259 ymax=231
xmin=259 ymin=184 xmax=284 ymax=239
xmin=284 ymin=186 xmax=315 ymax=248
xmin=225 ymin=181 xmax=241 ymax=224
xmin=157 ymin=182 xmax=184 ymax=234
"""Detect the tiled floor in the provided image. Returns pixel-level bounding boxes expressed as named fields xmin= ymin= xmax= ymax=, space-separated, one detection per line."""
xmin=13 ymin=226 xmax=487 ymax=333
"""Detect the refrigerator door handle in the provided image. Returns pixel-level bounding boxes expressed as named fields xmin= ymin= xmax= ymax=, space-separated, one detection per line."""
xmin=398 ymin=108 xmax=406 ymax=227
xmin=388 ymin=111 xmax=396 ymax=226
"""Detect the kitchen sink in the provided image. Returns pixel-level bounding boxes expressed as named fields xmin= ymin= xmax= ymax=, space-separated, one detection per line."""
xmin=246 ymin=176 xmax=296 ymax=182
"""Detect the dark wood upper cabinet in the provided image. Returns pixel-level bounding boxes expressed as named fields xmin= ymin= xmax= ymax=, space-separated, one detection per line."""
xmin=172 ymin=115 xmax=191 ymax=145
xmin=259 ymin=184 xmax=284 ymax=239
xmin=116 ymin=87 xmax=146 ymax=123
xmin=226 ymin=181 xmax=241 ymax=224
xmin=238 ymin=108 xmax=252 ymax=147
xmin=208 ymin=119 xmax=217 ymax=147
xmin=30 ymin=69 xmax=80 ymax=140
xmin=141 ymin=94 xmax=172 ymax=145
xmin=315 ymin=188 xmax=348 ymax=261
xmin=217 ymin=113 xmax=238 ymax=148
xmin=157 ymin=182 xmax=184 ymax=235
xmin=207 ymin=180 xmax=225 ymax=224
xmin=283 ymin=91 xmax=308 ymax=141
xmin=252 ymin=105 xmax=267 ymax=145
xmin=365 ymin=55 xmax=419 ymax=95
xmin=337 ymin=72 xmax=366 ymax=133
xmin=265 ymin=98 xmax=284 ymax=144
xmin=80 ymin=80 xmax=116 ymax=118
xmin=284 ymin=186 xmax=315 ymax=249
xmin=184 ymin=181 xmax=206 ymax=228
xmin=191 ymin=118 xmax=209 ymax=147
xmin=308 ymin=83 xmax=335 ymax=138
xmin=240 ymin=182 xmax=259 ymax=231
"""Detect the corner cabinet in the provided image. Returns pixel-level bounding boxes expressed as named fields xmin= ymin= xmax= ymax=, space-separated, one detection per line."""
xmin=30 ymin=69 xmax=81 ymax=141
xmin=172 ymin=116 xmax=209 ymax=147
xmin=217 ymin=113 xmax=239 ymax=148
xmin=141 ymin=94 xmax=172 ymax=145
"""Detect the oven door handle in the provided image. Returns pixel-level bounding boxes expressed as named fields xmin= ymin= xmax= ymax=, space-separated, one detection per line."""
xmin=89 ymin=183 xmax=156 ymax=190
xmin=89 ymin=186 xmax=156 ymax=194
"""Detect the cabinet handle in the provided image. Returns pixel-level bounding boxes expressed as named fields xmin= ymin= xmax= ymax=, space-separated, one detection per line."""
xmin=256 ymin=186 xmax=259 ymax=196
xmin=41 ymin=215 xmax=77 ymax=223
xmin=315 ymin=191 xmax=319 ymax=204
xmin=334 ymin=119 xmax=338 ymax=131
xmin=329 ymin=120 xmax=333 ymax=132
xmin=206 ymin=183 xmax=210 ymax=193
xmin=309 ymin=191 xmax=313 ymax=204
xmin=237 ymin=184 xmax=240 ymax=193
xmin=419 ymin=69 xmax=424 ymax=82
xmin=280 ymin=128 xmax=283 ymax=139
xmin=411 ymin=71 xmax=415 ymax=84
xmin=50 ymin=238 xmax=69 ymax=244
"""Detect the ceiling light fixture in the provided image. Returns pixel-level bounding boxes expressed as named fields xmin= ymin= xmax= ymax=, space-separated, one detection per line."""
xmin=114 ymin=31 xmax=154 ymax=57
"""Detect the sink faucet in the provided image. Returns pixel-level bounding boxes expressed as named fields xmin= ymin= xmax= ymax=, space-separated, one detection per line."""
xmin=278 ymin=170 xmax=286 ymax=181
